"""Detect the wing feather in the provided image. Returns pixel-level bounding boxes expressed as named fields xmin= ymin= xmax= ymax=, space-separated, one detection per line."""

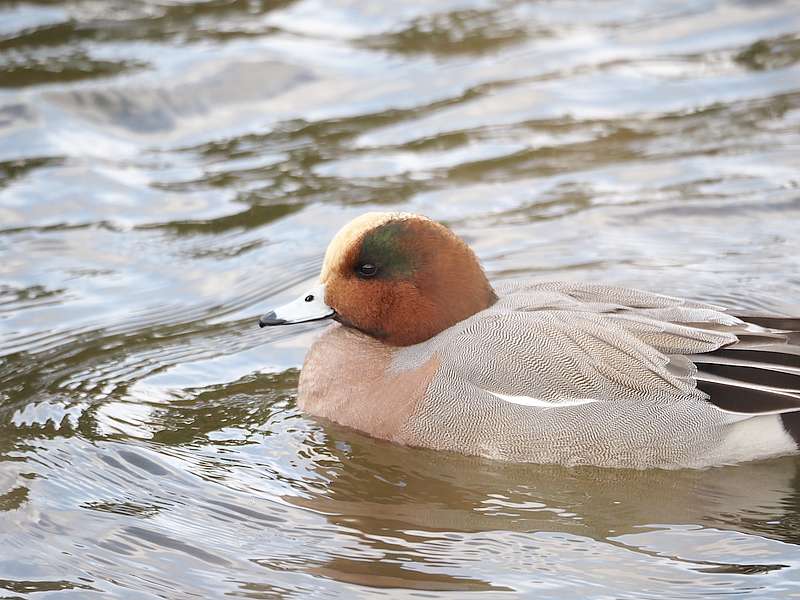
xmin=439 ymin=282 xmax=800 ymax=417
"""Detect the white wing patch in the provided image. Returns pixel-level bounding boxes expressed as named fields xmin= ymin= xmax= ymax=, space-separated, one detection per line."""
xmin=486 ymin=391 xmax=599 ymax=408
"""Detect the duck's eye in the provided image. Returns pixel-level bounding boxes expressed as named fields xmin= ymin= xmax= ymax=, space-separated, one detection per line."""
xmin=304 ymin=295 xmax=314 ymax=302
xmin=357 ymin=263 xmax=378 ymax=278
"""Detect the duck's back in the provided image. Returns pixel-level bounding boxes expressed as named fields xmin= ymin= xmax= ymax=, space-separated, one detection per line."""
xmin=392 ymin=281 xmax=800 ymax=468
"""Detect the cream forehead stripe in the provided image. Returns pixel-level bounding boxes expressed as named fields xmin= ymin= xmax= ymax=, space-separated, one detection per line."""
xmin=320 ymin=212 xmax=430 ymax=282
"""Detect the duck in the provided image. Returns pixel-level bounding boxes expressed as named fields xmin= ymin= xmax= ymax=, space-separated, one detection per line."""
xmin=258 ymin=212 xmax=800 ymax=469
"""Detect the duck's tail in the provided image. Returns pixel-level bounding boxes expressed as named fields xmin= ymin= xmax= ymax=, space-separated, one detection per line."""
xmin=691 ymin=316 xmax=800 ymax=444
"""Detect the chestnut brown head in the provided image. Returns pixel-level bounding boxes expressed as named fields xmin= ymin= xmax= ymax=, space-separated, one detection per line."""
xmin=259 ymin=212 xmax=497 ymax=346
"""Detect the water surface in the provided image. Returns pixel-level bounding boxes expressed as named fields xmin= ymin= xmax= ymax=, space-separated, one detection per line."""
xmin=2 ymin=0 xmax=800 ymax=597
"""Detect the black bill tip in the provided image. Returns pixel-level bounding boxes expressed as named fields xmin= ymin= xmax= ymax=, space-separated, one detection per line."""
xmin=259 ymin=311 xmax=287 ymax=327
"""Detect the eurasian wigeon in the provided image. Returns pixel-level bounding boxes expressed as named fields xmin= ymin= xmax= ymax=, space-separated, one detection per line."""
xmin=259 ymin=212 xmax=800 ymax=469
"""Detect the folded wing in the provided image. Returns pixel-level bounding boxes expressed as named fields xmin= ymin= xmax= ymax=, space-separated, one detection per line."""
xmin=444 ymin=281 xmax=800 ymax=416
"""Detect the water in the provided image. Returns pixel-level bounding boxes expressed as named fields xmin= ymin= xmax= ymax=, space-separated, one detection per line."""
xmin=1 ymin=0 xmax=800 ymax=597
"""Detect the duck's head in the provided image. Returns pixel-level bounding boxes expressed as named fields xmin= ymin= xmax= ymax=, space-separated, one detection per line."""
xmin=259 ymin=212 xmax=497 ymax=346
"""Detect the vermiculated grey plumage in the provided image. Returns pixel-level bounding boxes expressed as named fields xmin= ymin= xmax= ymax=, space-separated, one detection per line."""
xmin=389 ymin=282 xmax=800 ymax=468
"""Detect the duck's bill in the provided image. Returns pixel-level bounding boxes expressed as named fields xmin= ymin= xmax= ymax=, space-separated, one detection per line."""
xmin=258 ymin=283 xmax=335 ymax=327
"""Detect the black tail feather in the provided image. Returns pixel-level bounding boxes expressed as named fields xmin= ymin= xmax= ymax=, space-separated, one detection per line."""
xmin=733 ymin=315 xmax=800 ymax=332
xmin=711 ymin=348 xmax=800 ymax=369
xmin=695 ymin=377 xmax=800 ymax=414
xmin=691 ymin=315 xmax=800 ymax=419
xmin=780 ymin=412 xmax=800 ymax=446
xmin=693 ymin=361 xmax=800 ymax=392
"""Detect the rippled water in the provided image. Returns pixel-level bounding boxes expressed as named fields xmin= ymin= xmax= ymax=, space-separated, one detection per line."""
xmin=2 ymin=0 xmax=800 ymax=597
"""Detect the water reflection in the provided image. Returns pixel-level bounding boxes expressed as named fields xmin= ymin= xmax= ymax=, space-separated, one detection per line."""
xmin=5 ymin=384 xmax=800 ymax=595
xmin=2 ymin=0 xmax=800 ymax=597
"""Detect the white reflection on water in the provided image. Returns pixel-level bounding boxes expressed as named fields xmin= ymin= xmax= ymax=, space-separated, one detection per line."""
xmin=1 ymin=0 xmax=800 ymax=597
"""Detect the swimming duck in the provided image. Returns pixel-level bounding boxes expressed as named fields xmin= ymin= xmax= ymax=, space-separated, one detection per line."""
xmin=259 ymin=212 xmax=800 ymax=469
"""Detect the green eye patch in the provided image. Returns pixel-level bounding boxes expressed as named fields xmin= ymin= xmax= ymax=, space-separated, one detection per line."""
xmin=358 ymin=220 xmax=416 ymax=278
